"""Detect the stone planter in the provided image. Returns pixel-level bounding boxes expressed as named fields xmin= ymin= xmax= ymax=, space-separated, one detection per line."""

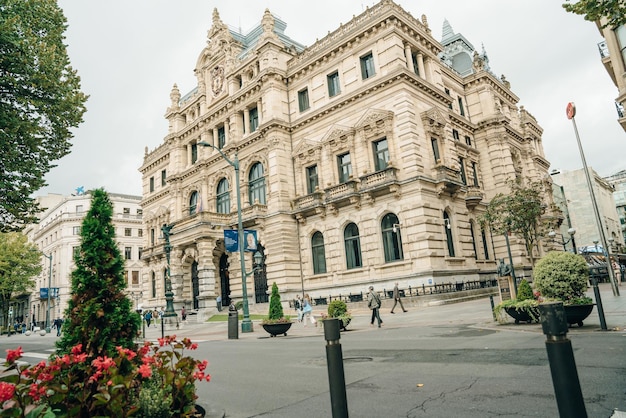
xmin=504 ymin=306 xmax=540 ymax=324
xmin=564 ymin=304 xmax=594 ymax=327
xmin=261 ymin=321 xmax=293 ymax=337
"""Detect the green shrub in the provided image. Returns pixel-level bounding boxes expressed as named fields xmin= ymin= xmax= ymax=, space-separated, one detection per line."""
xmin=534 ymin=251 xmax=591 ymax=304
xmin=268 ymin=282 xmax=284 ymax=320
xmin=136 ymin=375 xmax=173 ymax=418
xmin=516 ymin=279 xmax=534 ymax=301
xmin=327 ymin=300 xmax=348 ymax=318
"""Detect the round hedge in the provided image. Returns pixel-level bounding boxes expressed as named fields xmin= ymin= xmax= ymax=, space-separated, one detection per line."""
xmin=533 ymin=251 xmax=589 ymax=303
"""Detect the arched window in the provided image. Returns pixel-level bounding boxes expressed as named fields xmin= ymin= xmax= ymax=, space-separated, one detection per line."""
xmin=381 ymin=213 xmax=403 ymax=262
xmin=216 ymin=178 xmax=230 ymax=214
xmin=151 ymin=272 xmax=156 ymax=298
xmin=444 ymin=211 xmax=455 ymax=257
xmin=248 ymin=163 xmax=266 ymax=205
xmin=189 ymin=191 xmax=199 ymax=215
xmin=311 ymin=231 xmax=327 ymax=274
xmin=344 ymin=222 xmax=362 ymax=269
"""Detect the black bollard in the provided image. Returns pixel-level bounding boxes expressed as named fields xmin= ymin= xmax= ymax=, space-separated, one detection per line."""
xmin=539 ymin=302 xmax=587 ymax=418
xmin=489 ymin=295 xmax=496 ymax=321
xmin=589 ymin=276 xmax=607 ymax=330
xmin=161 ymin=315 xmax=165 ymax=339
xmin=324 ymin=318 xmax=348 ymax=418
xmin=228 ymin=303 xmax=239 ymax=340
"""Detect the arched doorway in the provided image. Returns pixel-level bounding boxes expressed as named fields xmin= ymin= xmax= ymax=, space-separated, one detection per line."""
xmin=191 ymin=261 xmax=199 ymax=310
xmin=219 ymin=254 xmax=230 ymax=307
xmin=254 ymin=244 xmax=268 ymax=303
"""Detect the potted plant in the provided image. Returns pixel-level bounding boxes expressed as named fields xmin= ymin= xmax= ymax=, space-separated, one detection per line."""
xmin=320 ymin=300 xmax=352 ymax=331
xmin=533 ymin=251 xmax=594 ymax=327
xmin=493 ymin=279 xmax=540 ymax=324
xmin=261 ymin=282 xmax=292 ymax=337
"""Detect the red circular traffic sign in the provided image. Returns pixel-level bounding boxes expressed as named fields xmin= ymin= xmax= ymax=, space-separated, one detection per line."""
xmin=566 ymin=102 xmax=576 ymax=119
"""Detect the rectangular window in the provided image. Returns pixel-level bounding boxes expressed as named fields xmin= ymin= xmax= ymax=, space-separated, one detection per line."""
xmin=191 ymin=143 xmax=198 ymax=164
xmin=124 ymin=247 xmax=132 ymax=260
xmin=149 ymin=177 xmax=155 ymax=192
xmin=337 ymin=153 xmax=352 ymax=183
xmin=459 ymin=157 xmax=467 ymax=185
xmin=73 ymin=226 xmax=81 ymax=235
xmin=137 ymin=208 xmax=142 ymax=216
xmin=411 ymin=52 xmax=420 ymax=76
xmin=452 ymin=129 xmax=460 ymax=141
xmin=327 ymin=71 xmax=340 ymax=97
xmin=458 ymin=97 xmax=465 ymax=116
xmin=138 ymin=229 xmax=143 ymax=238
xmin=360 ymin=52 xmax=375 ymax=79
xmin=373 ymin=138 xmax=389 ymax=171
xmin=123 ymin=207 xmax=130 ymax=218
xmin=138 ymin=247 xmax=143 ymax=260
xmin=75 ymin=205 xmax=83 ymax=214
xmin=298 ymin=88 xmax=310 ymax=112
xmin=218 ymin=126 xmax=226 ymax=149
xmin=465 ymin=135 xmax=472 ymax=146
xmin=472 ymin=162 xmax=480 ymax=187
xmin=445 ymin=88 xmax=452 ymax=109
xmin=124 ymin=228 xmax=132 ymax=237
xmin=124 ymin=271 xmax=129 ymax=285
xmin=615 ymin=25 xmax=626 ymax=70
xmin=306 ymin=165 xmax=319 ymax=194
xmin=249 ymin=107 xmax=258 ymax=132
xmin=132 ymin=271 xmax=139 ymax=285
xmin=150 ymin=229 xmax=155 ymax=246
xmin=431 ymin=138 xmax=440 ymax=162
xmin=161 ymin=169 xmax=167 ymax=186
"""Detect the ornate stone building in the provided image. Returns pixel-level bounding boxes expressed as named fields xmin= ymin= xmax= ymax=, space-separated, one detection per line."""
xmin=139 ymin=0 xmax=555 ymax=316
xmin=596 ymin=19 xmax=626 ymax=132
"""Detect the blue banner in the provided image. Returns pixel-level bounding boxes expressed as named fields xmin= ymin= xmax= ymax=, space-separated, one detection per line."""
xmin=39 ymin=288 xmax=59 ymax=299
xmin=223 ymin=230 xmax=258 ymax=252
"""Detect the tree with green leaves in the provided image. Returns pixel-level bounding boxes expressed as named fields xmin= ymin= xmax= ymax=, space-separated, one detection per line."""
xmin=0 ymin=0 xmax=88 ymax=232
xmin=56 ymin=189 xmax=140 ymax=358
xmin=563 ymin=0 xmax=626 ymax=28
xmin=0 ymin=232 xmax=41 ymax=330
xmin=268 ymin=282 xmax=284 ymax=321
xmin=481 ymin=179 xmax=551 ymax=267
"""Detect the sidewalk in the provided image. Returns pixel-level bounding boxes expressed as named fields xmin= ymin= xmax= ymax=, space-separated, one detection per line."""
xmin=140 ymin=283 xmax=626 ymax=342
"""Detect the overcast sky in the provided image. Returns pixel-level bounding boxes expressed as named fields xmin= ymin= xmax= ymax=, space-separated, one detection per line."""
xmin=41 ymin=0 xmax=625 ymax=197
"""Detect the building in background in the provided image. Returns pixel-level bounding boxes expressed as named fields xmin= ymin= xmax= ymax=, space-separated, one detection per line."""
xmin=550 ymin=168 xmax=623 ymax=253
xmin=596 ymin=19 xmax=626 ymax=132
xmin=604 ymin=169 xmax=626 ymax=247
xmin=23 ymin=192 xmax=144 ymax=330
xmin=139 ymin=0 xmax=557 ymax=317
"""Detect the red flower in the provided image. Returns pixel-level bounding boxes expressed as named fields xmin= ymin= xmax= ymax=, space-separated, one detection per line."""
xmin=92 ymin=356 xmax=115 ymax=372
xmin=137 ymin=364 xmax=152 ymax=378
xmin=71 ymin=344 xmax=83 ymax=355
xmin=0 ymin=382 xmax=15 ymax=402
xmin=5 ymin=347 xmax=23 ymax=364
xmin=198 ymin=360 xmax=208 ymax=372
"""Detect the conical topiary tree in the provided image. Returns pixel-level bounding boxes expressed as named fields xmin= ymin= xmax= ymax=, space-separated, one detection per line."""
xmin=56 ymin=189 xmax=141 ymax=358
xmin=268 ymin=282 xmax=284 ymax=320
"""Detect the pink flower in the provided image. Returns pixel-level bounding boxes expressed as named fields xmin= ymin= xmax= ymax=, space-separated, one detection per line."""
xmin=5 ymin=347 xmax=23 ymax=364
xmin=92 ymin=356 xmax=115 ymax=372
xmin=137 ymin=364 xmax=152 ymax=378
xmin=71 ymin=344 xmax=83 ymax=355
xmin=0 ymin=382 xmax=15 ymax=402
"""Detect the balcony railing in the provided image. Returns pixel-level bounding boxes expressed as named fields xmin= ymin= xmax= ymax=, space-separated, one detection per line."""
xmin=598 ymin=41 xmax=609 ymax=58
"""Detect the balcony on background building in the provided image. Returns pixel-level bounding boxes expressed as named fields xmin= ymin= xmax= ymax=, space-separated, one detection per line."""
xmin=464 ymin=186 xmax=484 ymax=209
xmin=434 ymin=163 xmax=463 ymax=196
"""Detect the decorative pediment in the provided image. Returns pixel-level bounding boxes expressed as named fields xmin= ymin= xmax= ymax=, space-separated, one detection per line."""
xmin=292 ymin=138 xmax=322 ymax=161
xmin=354 ymin=108 xmax=394 ymax=136
xmin=421 ymin=107 xmax=449 ymax=137
xmin=320 ymin=125 xmax=355 ymax=150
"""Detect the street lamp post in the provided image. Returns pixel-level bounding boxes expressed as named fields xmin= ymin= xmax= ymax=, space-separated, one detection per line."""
xmin=42 ymin=253 xmax=52 ymax=333
xmin=198 ymin=141 xmax=253 ymax=333
xmin=160 ymin=224 xmax=177 ymax=319
xmin=548 ymin=228 xmax=577 ymax=253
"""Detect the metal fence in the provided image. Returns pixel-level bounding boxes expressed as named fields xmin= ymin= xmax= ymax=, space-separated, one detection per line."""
xmin=309 ymin=278 xmax=499 ymax=306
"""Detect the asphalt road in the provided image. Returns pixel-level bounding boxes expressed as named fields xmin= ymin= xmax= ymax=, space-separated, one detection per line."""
xmin=2 ymin=284 xmax=625 ymax=417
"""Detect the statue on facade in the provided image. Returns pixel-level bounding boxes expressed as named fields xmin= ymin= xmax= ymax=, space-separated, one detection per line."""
xmin=497 ymin=258 xmax=511 ymax=277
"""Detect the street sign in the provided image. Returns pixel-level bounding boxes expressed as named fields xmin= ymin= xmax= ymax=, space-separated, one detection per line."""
xmin=566 ymin=102 xmax=576 ymax=119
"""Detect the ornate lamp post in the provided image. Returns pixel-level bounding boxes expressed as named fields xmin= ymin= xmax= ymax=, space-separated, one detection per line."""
xmin=161 ymin=224 xmax=177 ymax=318
xmin=42 ymin=253 xmax=52 ymax=333
xmin=198 ymin=141 xmax=253 ymax=333
xmin=548 ymin=228 xmax=577 ymax=253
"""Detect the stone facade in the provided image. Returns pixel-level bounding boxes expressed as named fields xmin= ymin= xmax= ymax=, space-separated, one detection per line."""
xmin=139 ymin=0 xmax=555 ymax=316
xmin=596 ymin=19 xmax=626 ymax=132
xmin=22 ymin=192 xmax=144 ymax=329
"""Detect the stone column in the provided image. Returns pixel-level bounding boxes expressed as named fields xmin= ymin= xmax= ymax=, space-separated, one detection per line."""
xmin=417 ymin=53 xmax=425 ymax=79
xmin=243 ymin=108 xmax=250 ymax=135
xmin=404 ymin=43 xmax=414 ymax=73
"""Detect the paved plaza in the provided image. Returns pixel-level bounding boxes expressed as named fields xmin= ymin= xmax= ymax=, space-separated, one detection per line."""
xmin=3 ymin=283 xmax=626 ymax=417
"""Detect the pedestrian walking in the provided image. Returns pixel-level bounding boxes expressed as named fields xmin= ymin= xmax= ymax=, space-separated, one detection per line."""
xmin=301 ymin=294 xmax=316 ymax=326
xmin=181 ymin=306 xmax=187 ymax=321
xmin=390 ymin=282 xmax=407 ymax=314
xmin=367 ymin=286 xmax=383 ymax=327
xmin=144 ymin=310 xmax=152 ymax=328
xmin=293 ymin=295 xmax=303 ymax=322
